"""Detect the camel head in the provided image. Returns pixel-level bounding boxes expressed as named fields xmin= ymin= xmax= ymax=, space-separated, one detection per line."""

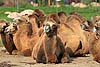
xmin=43 ymin=18 xmax=58 ymax=37
xmin=5 ymin=23 xmax=17 ymax=34
xmin=92 ymin=15 xmax=100 ymax=27
xmin=5 ymin=15 xmax=30 ymax=34
xmin=29 ymin=9 xmax=46 ymax=28
xmin=0 ymin=20 xmax=8 ymax=33
xmin=91 ymin=15 xmax=100 ymax=35
xmin=13 ymin=15 xmax=30 ymax=25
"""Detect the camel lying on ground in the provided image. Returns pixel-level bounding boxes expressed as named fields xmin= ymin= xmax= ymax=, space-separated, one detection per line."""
xmin=0 ymin=20 xmax=16 ymax=54
xmin=88 ymin=31 xmax=100 ymax=63
xmin=5 ymin=9 xmax=46 ymax=56
xmin=32 ymin=19 xmax=70 ymax=63
xmin=88 ymin=15 xmax=100 ymax=63
xmin=47 ymin=13 xmax=89 ymax=57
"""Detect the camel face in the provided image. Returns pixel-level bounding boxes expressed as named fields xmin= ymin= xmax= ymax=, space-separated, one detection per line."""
xmin=44 ymin=19 xmax=58 ymax=37
xmin=13 ymin=15 xmax=30 ymax=24
xmin=92 ymin=15 xmax=100 ymax=27
xmin=5 ymin=23 xmax=17 ymax=34
xmin=5 ymin=15 xmax=30 ymax=34
xmin=0 ymin=20 xmax=8 ymax=33
xmin=91 ymin=15 xmax=100 ymax=35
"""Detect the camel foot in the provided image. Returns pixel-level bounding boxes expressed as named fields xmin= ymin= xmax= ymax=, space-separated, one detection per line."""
xmin=12 ymin=50 xmax=22 ymax=55
xmin=48 ymin=55 xmax=58 ymax=63
xmin=61 ymin=56 xmax=71 ymax=63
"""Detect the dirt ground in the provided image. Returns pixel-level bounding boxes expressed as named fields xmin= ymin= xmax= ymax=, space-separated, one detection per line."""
xmin=0 ymin=47 xmax=100 ymax=67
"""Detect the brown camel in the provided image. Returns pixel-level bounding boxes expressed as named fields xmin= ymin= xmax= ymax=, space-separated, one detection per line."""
xmin=47 ymin=13 xmax=89 ymax=56
xmin=32 ymin=19 xmax=70 ymax=63
xmin=88 ymin=16 xmax=100 ymax=63
xmin=88 ymin=31 xmax=100 ymax=63
xmin=0 ymin=20 xmax=16 ymax=54
xmin=5 ymin=9 xmax=46 ymax=56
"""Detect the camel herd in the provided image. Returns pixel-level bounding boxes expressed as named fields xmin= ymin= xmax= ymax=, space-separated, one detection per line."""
xmin=0 ymin=9 xmax=100 ymax=63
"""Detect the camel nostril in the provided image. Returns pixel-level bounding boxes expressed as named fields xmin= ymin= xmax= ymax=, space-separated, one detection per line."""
xmin=44 ymin=25 xmax=51 ymax=33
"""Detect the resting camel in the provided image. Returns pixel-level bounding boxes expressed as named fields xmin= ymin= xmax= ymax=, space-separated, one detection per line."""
xmin=47 ymin=13 xmax=89 ymax=56
xmin=6 ymin=15 xmax=36 ymax=56
xmin=5 ymin=9 xmax=46 ymax=56
xmin=32 ymin=19 xmax=70 ymax=63
xmin=87 ymin=15 xmax=100 ymax=63
xmin=88 ymin=31 xmax=100 ymax=63
xmin=0 ymin=20 xmax=16 ymax=54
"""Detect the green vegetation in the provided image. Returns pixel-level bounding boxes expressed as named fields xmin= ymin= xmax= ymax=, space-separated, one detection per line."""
xmin=0 ymin=5 xmax=100 ymax=22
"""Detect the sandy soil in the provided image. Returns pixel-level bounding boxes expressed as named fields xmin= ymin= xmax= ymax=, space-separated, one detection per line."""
xmin=0 ymin=47 xmax=100 ymax=67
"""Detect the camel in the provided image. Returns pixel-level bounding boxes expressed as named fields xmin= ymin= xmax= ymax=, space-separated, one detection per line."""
xmin=32 ymin=19 xmax=70 ymax=63
xmin=88 ymin=15 xmax=100 ymax=63
xmin=89 ymin=33 xmax=100 ymax=63
xmin=5 ymin=15 xmax=36 ymax=56
xmin=0 ymin=20 xmax=16 ymax=54
xmin=47 ymin=13 xmax=89 ymax=56
xmin=5 ymin=9 xmax=46 ymax=56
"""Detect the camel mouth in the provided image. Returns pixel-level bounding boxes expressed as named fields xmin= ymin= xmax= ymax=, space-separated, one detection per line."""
xmin=0 ymin=25 xmax=8 ymax=33
xmin=4 ymin=23 xmax=17 ymax=34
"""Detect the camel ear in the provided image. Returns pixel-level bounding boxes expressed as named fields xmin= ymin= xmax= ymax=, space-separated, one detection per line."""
xmin=58 ymin=12 xmax=66 ymax=17
xmin=34 ymin=9 xmax=45 ymax=17
xmin=47 ymin=14 xmax=60 ymax=24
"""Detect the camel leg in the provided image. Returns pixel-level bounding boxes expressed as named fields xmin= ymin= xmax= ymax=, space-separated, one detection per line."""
xmin=61 ymin=51 xmax=71 ymax=63
xmin=93 ymin=53 xmax=100 ymax=63
xmin=47 ymin=54 xmax=58 ymax=63
xmin=12 ymin=50 xmax=22 ymax=55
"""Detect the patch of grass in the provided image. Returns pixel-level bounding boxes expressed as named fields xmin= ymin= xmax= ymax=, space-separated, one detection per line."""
xmin=0 ymin=5 xmax=100 ymax=21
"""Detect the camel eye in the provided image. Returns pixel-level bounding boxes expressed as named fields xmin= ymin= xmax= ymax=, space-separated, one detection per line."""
xmin=18 ymin=19 xmax=22 ymax=22
xmin=95 ymin=20 xmax=98 ymax=22
xmin=52 ymin=24 xmax=57 ymax=29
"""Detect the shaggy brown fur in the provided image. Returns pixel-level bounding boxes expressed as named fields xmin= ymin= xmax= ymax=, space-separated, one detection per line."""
xmin=88 ymin=31 xmax=100 ymax=63
xmin=47 ymin=14 xmax=60 ymax=24
xmin=32 ymin=19 xmax=70 ymax=63
xmin=57 ymin=12 xmax=67 ymax=23
xmin=69 ymin=11 xmax=86 ymax=22
xmin=69 ymin=12 xmax=90 ymax=30
xmin=12 ymin=16 xmax=38 ymax=56
xmin=34 ymin=9 xmax=46 ymax=28
xmin=65 ymin=15 xmax=89 ymax=56
xmin=0 ymin=20 xmax=16 ymax=54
